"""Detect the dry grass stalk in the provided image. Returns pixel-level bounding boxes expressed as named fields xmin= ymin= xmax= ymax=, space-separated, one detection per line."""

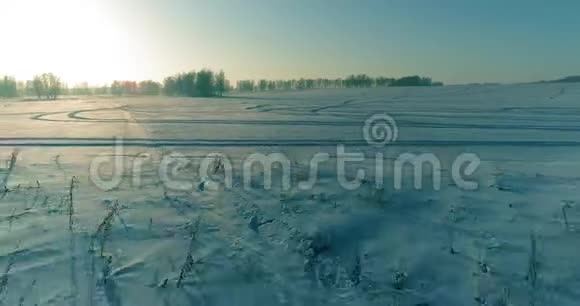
xmin=526 ymin=231 xmax=539 ymax=306
xmin=94 ymin=201 xmax=121 ymax=257
xmin=562 ymin=206 xmax=569 ymax=231
xmin=561 ymin=202 xmax=572 ymax=231
xmin=0 ymin=254 xmax=14 ymax=297
xmin=211 ymin=156 xmax=224 ymax=175
xmin=527 ymin=231 xmax=538 ymax=288
xmin=30 ymin=180 xmax=41 ymax=208
xmin=472 ymin=273 xmax=486 ymax=306
xmin=8 ymin=208 xmax=16 ymax=232
xmin=0 ymin=151 xmax=18 ymax=199
xmin=0 ymin=186 xmax=8 ymax=200
xmin=176 ymin=254 xmax=195 ymax=288
xmin=6 ymin=151 xmax=18 ymax=173
xmin=446 ymin=205 xmax=458 ymax=254
xmin=176 ymin=217 xmax=202 ymax=288
xmin=102 ymin=256 xmax=113 ymax=284
xmin=68 ymin=176 xmax=79 ymax=231
xmin=392 ymin=271 xmax=408 ymax=291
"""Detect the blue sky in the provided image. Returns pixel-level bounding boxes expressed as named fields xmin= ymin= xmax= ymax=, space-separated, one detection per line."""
xmin=1 ymin=0 xmax=579 ymax=84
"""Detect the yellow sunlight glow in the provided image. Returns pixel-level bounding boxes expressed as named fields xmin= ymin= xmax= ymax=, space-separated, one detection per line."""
xmin=1 ymin=0 xmax=136 ymax=85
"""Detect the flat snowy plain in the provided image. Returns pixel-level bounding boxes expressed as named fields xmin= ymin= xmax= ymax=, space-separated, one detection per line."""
xmin=1 ymin=83 xmax=580 ymax=305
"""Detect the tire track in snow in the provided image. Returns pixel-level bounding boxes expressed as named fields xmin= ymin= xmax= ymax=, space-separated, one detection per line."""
xmin=2 ymin=138 xmax=580 ymax=147
xmin=30 ymin=108 xmax=580 ymax=132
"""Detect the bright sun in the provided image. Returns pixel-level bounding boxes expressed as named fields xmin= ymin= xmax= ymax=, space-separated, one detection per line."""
xmin=0 ymin=0 xmax=136 ymax=85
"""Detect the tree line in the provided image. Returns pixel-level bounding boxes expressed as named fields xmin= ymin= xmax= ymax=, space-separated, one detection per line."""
xmin=0 ymin=76 xmax=18 ymax=98
xmin=236 ymin=74 xmax=443 ymax=92
xmin=542 ymin=75 xmax=580 ymax=84
xmin=0 ymin=75 xmax=175 ymax=100
xmin=0 ymin=68 xmax=230 ymax=100
xmin=1 ymin=71 xmax=443 ymax=100
xmin=1 ymin=73 xmax=62 ymax=100
xmin=163 ymin=70 xmax=228 ymax=97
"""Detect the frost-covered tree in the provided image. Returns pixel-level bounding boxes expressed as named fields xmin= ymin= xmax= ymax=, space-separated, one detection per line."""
xmin=258 ymin=80 xmax=268 ymax=91
xmin=32 ymin=73 xmax=61 ymax=100
xmin=195 ymin=69 xmax=214 ymax=97
xmin=0 ymin=76 xmax=18 ymax=98
xmin=214 ymin=70 xmax=227 ymax=96
xmin=138 ymin=80 xmax=161 ymax=95
xmin=236 ymin=80 xmax=255 ymax=92
xmin=162 ymin=69 xmax=227 ymax=97
xmin=163 ymin=76 xmax=178 ymax=96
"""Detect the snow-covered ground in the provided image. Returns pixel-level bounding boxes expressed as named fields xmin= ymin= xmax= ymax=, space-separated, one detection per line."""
xmin=1 ymin=83 xmax=580 ymax=305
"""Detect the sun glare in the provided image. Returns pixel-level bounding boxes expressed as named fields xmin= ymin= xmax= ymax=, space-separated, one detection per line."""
xmin=1 ymin=0 xmax=134 ymax=85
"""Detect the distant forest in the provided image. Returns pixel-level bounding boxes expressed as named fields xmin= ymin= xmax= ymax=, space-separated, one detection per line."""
xmin=541 ymin=76 xmax=580 ymax=84
xmin=236 ymin=75 xmax=442 ymax=92
xmin=0 ymin=71 xmax=442 ymax=100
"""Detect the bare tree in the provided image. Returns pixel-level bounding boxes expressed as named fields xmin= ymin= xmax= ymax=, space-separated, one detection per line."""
xmin=32 ymin=73 xmax=61 ymax=100
xmin=215 ymin=70 xmax=227 ymax=96
xmin=0 ymin=76 xmax=18 ymax=98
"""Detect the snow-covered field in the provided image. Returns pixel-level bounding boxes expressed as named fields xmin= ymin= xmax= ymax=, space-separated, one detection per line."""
xmin=1 ymin=83 xmax=580 ymax=305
